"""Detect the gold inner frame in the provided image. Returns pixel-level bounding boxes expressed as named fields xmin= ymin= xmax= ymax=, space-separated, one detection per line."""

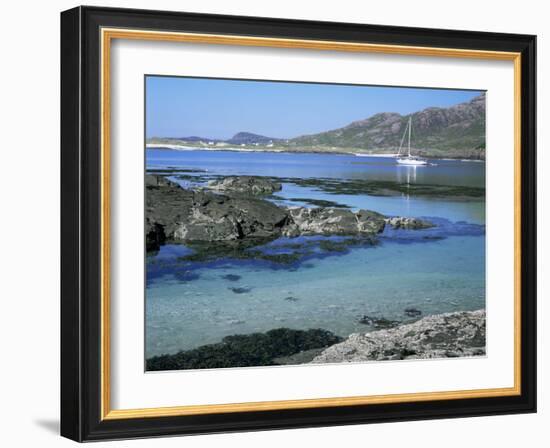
xmin=100 ymin=27 xmax=522 ymax=420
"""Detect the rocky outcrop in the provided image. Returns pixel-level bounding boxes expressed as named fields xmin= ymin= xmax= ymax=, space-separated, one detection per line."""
xmin=385 ymin=216 xmax=434 ymax=230
xmin=146 ymin=175 xmax=433 ymax=251
xmin=207 ymin=176 xmax=282 ymax=195
xmin=147 ymin=176 xmax=288 ymax=244
xmin=145 ymin=174 xmax=179 ymax=187
xmin=312 ymin=310 xmax=486 ymax=363
xmin=172 ymin=193 xmax=288 ymax=242
xmin=283 ymin=208 xmax=386 ymax=237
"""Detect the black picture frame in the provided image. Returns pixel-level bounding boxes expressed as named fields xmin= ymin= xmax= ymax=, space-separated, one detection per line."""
xmin=61 ymin=5 xmax=536 ymax=442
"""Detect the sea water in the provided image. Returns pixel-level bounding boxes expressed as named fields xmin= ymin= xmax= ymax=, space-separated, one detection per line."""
xmin=145 ymin=149 xmax=486 ymax=357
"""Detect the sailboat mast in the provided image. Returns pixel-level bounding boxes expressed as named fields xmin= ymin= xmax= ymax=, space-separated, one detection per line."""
xmin=397 ymin=118 xmax=408 ymax=157
xmin=407 ymin=117 xmax=412 ymax=157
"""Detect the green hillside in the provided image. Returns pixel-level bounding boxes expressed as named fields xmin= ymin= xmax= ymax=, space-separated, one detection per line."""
xmin=287 ymin=93 xmax=485 ymax=158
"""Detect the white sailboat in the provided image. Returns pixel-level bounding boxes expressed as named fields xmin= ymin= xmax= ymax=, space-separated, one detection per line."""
xmin=396 ymin=117 xmax=428 ymax=166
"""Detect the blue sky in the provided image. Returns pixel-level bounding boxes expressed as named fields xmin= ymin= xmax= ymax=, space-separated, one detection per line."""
xmin=146 ymin=76 xmax=482 ymax=140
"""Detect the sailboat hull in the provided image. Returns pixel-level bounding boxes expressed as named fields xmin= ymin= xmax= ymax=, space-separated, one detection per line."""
xmin=396 ymin=157 xmax=428 ymax=166
xmin=395 ymin=117 xmax=429 ymax=166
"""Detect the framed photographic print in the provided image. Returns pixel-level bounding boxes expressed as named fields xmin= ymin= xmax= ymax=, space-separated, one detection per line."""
xmin=60 ymin=6 xmax=536 ymax=442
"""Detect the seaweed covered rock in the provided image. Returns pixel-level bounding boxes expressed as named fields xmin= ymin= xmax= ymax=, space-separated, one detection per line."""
xmin=207 ymin=176 xmax=282 ymax=195
xmin=146 ymin=328 xmax=343 ymax=371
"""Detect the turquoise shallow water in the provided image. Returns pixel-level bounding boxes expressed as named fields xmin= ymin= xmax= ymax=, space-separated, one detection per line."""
xmin=145 ymin=149 xmax=486 ymax=358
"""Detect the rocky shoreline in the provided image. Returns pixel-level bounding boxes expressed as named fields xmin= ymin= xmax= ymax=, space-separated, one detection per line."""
xmin=146 ymin=310 xmax=485 ymax=371
xmin=312 ymin=309 xmax=486 ymax=363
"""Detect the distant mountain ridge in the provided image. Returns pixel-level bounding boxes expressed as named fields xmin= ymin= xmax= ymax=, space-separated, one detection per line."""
xmin=148 ymin=93 xmax=486 ymax=159
xmin=169 ymin=132 xmax=279 ymax=145
xmin=288 ymin=93 xmax=485 ymax=156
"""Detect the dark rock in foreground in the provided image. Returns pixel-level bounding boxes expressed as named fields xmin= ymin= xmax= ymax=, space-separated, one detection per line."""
xmin=146 ymin=328 xmax=343 ymax=371
xmin=207 ymin=176 xmax=282 ymax=195
xmin=146 ymin=175 xmax=289 ymax=244
xmin=312 ymin=310 xmax=486 ymax=363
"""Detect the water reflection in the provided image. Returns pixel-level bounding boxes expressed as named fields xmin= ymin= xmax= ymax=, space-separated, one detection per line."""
xmin=396 ymin=164 xmax=418 ymax=185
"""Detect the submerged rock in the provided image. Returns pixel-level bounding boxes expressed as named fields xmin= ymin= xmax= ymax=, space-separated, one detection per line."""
xmin=312 ymin=310 xmax=486 ymax=363
xmin=173 ymin=270 xmax=200 ymax=282
xmin=181 ymin=238 xmax=303 ymax=264
xmin=146 ymin=328 xmax=343 ymax=371
xmin=404 ymin=307 xmax=422 ymax=317
xmin=358 ymin=315 xmax=401 ymax=329
xmin=277 ymin=176 xmax=485 ymax=200
xmin=286 ymin=197 xmax=350 ymax=208
xmin=207 ymin=176 xmax=282 ymax=195
xmin=229 ymin=287 xmax=251 ymax=294
xmin=222 ymin=274 xmax=242 ymax=282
